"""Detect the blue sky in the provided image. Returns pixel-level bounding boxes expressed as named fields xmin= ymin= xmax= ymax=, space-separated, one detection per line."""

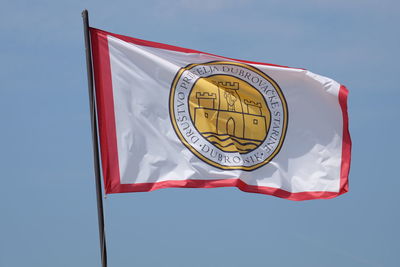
xmin=0 ymin=0 xmax=399 ymax=266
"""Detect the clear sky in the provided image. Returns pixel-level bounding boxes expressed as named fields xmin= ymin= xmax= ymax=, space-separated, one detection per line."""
xmin=0 ymin=0 xmax=399 ymax=266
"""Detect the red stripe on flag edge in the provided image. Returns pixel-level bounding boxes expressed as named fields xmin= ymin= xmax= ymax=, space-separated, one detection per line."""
xmin=338 ymin=85 xmax=351 ymax=196
xmin=107 ymin=179 xmax=344 ymax=201
xmin=90 ymin=28 xmax=121 ymax=193
xmin=89 ymin=27 xmax=305 ymax=70
xmin=90 ymin=28 xmax=350 ymax=201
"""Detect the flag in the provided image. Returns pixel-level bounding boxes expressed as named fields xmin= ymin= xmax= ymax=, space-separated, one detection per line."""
xmin=89 ymin=27 xmax=351 ymax=201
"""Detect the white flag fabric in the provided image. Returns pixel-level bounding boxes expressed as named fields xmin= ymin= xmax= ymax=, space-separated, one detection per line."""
xmin=90 ymin=28 xmax=351 ymax=201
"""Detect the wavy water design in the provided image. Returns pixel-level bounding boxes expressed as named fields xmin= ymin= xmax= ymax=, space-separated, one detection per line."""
xmin=201 ymin=132 xmax=262 ymax=153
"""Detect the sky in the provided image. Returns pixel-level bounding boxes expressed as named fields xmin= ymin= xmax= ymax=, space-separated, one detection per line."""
xmin=0 ymin=0 xmax=399 ymax=266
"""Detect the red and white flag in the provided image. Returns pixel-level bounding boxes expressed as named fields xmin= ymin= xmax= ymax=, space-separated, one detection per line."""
xmin=90 ymin=28 xmax=351 ymax=201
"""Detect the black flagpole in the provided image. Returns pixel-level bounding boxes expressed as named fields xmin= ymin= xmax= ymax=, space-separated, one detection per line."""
xmin=81 ymin=9 xmax=108 ymax=267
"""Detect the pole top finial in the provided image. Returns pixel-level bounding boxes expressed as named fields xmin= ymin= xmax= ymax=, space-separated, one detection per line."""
xmin=81 ymin=9 xmax=88 ymax=18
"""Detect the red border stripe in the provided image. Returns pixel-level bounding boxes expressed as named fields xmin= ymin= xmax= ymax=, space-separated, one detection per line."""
xmin=90 ymin=28 xmax=121 ymax=193
xmin=90 ymin=27 xmax=304 ymax=70
xmin=110 ymin=179 xmax=344 ymax=201
xmin=338 ymin=85 xmax=351 ymax=195
xmin=89 ymin=27 xmax=351 ymax=201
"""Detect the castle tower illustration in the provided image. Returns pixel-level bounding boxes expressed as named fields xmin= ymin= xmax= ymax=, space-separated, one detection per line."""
xmin=244 ymin=99 xmax=262 ymax=115
xmin=242 ymin=99 xmax=267 ymax=140
xmin=193 ymin=92 xmax=218 ymax=134
xmin=193 ymin=80 xmax=268 ymax=153
xmin=216 ymin=81 xmax=244 ymax=138
xmin=218 ymin=81 xmax=242 ymax=112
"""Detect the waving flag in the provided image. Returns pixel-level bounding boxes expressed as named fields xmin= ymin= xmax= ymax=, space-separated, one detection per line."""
xmin=89 ymin=27 xmax=351 ymax=201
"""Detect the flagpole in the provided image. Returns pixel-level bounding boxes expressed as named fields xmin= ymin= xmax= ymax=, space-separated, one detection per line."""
xmin=81 ymin=9 xmax=108 ymax=267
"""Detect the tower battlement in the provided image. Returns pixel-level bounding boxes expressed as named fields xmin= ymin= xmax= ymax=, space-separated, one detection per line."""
xmin=244 ymin=99 xmax=262 ymax=108
xmin=217 ymin=81 xmax=239 ymax=90
xmin=196 ymin=92 xmax=216 ymax=99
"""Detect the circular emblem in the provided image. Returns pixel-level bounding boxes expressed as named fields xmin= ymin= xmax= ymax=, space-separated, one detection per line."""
xmin=170 ymin=61 xmax=288 ymax=170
